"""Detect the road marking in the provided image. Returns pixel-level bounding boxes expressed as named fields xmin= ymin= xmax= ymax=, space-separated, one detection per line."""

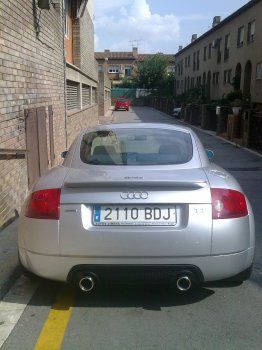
xmin=34 ymin=286 xmax=75 ymax=350
xmin=0 ymin=276 xmax=39 ymax=348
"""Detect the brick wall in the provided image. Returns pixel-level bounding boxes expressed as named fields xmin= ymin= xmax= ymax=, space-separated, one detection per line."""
xmin=67 ymin=105 xmax=99 ymax=146
xmin=0 ymin=0 xmax=66 ymax=227
xmin=65 ymin=2 xmax=99 ymax=144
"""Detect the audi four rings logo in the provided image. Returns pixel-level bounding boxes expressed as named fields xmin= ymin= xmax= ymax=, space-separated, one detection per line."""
xmin=120 ymin=191 xmax=148 ymax=200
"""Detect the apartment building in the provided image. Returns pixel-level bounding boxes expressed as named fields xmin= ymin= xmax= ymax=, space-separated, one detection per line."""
xmin=95 ymin=48 xmax=176 ymax=86
xmin=0 ymin=0 xmax=105 ymax=227
xmin=175 ymin=0 xmax=262 ymax=107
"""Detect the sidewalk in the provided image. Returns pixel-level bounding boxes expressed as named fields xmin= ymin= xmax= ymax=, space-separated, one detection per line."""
xmin=98 ymin=106 xmax=114 ymax=125
xmin=0 ymin=220 xmax=20 ymax=300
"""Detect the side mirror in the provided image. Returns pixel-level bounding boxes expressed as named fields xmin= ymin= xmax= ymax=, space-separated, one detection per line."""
xmin=61 ymin=151 xmax=68 ymax=159
xmin=206 ymin=149 xmax=215 ymax=159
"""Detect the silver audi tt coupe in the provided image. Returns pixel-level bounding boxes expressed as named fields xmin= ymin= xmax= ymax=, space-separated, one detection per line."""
xmin=19 ymin=123 xmax=255 ymax=292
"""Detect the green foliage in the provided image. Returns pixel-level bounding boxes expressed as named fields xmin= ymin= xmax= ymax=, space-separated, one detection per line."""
xmin=120 ymin=77 xmax=137 ymax=88
xmin=231 ymin=99 xmax=242 ymax=107
xmin=135 ymin=54 xmax=170 ymax=90
xmin=175 ymin=85 xmax=206 ymax=106
xmin=226 ymin=90 xmax=243 ymax=102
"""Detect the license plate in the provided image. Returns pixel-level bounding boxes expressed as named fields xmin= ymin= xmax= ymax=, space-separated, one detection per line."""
xmin=93 ymin=205 xmax=177 ymax=226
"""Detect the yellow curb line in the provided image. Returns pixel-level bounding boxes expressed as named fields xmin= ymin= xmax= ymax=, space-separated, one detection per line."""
xmin=34 ymin=286 xmax=75 ymax=350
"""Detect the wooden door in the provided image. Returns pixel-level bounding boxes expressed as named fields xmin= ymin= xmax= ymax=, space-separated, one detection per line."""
xmin=25 ymin=107 xmax=49 ymax=187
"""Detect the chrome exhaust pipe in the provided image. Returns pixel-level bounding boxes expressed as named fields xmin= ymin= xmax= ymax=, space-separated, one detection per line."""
xmin=79 ymin=276 xmax=95 ymax=293
xmin=176 ymin=276 xmax=192 ymax=292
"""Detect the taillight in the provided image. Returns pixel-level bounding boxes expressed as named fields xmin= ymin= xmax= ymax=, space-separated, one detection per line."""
xmin=211 ymin=188 xmax=248 ymax=220
xmin=25 ymin=188 xmax=61 ymax=220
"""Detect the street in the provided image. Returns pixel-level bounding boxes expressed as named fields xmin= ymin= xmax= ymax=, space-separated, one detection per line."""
xmin=1 ymin=107 xmax=262 ymax=350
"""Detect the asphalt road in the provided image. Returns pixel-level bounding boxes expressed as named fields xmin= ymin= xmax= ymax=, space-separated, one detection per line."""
xmin=1 ymin=107 xmax=262 ymax=350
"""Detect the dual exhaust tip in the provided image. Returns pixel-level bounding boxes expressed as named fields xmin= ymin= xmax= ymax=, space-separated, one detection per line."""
xmin=77 ymin=274 xmax=193 ymax=293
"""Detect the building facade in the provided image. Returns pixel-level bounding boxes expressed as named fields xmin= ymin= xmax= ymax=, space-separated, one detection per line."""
xmin=175 ymin=0 xmax=262 ymax=108
xmin=95 ymin=48 xmax=176 ymax=86
xmin=64 ymin=0 xmax=100 ymax=146
xmin=0 ymin=0 xmax=106 ymax=228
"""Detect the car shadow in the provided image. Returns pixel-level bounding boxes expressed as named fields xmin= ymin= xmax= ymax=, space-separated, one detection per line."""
xmin=74 ymin=284 xmax=214 ymax=310
xmin=27 ymin=281 xmax=215 ymax=309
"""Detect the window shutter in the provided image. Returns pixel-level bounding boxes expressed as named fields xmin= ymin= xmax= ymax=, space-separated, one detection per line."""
xmin=66 ymin=81 xmax=79 ymax=110
xmin=82 ymin=85 xmax=91 ymax=106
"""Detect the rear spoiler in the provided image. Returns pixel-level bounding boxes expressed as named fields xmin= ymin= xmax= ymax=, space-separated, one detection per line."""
xmin=64 ymin=180 xmax=207 ymax=190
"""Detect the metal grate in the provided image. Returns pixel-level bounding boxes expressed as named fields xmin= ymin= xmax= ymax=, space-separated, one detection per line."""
xmin=66 ymin=81 xmax=79 ymax=110
xmin=82 ymin=84 xmax=91 ymax=107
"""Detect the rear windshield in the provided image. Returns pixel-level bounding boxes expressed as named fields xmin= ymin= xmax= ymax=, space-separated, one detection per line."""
xmin=80 ymin=128 xmax=193 ymax=166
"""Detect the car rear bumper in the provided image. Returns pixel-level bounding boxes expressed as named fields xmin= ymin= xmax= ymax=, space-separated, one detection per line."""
xmin=19 ymin=247 xmax=254 ymax=283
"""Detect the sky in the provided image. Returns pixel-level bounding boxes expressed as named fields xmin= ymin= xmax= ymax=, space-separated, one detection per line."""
xmin=94 ymin=0 xmax=249 ymax=54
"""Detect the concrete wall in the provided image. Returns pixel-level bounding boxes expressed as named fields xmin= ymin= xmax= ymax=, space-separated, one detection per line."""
xmin=175 ymin=1 xmax=262 ymax=105
xmin=0 ymin=0 xmax=66 ymax=227
xmin=98 ymin=71 xmax=111 ymax=116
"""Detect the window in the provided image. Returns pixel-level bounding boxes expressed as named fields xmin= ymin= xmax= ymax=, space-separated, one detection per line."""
xmin=256 ymin=62 xmax=262 ymax=80
xmin=224 ymin=34 xmax=230 ymax=61
xmin=108 ymin=65 xmax=119 ymax=73
xmin=167 ymin=66 xmax=175 ymax=73
xmin=204 ymin=46 xmax=207 ymax=61
xmin=80 ymin=128 xmax=193 ymax=166
xmin=185 ymin=57 xmax=187 ymax=68
xmin=191 ymin=77 xmax=195 ymax=88
xmin=181 ymin=60 xmax=183 ymax=75
xmin=82 ymin=84 xmax=91 ymax=107
xmin=247 ymin=20 xmax=255 ymax=42
xmin=66 ymin=80 xmax=79 ymax=110
xmin=98 ymin=65 xmax=103 ymax=72
xmin=208 ymin=43 xmax=212 ymax=59
xmin=193 ymin=52 xmax=196 ymax=71
xmin=213 ymin=72 xmax=219 ymax=85
xmin=237 ymin=26 xmax=244 ymax=47
xmin=124 ymin=66 xmax=132 ymax=76
xmin=197 ymin=50 xmax=200 ymax=70
xmin=188 ymin=55 xmax=191 ymax=67
xmin=64 ymin=0 xmax=69 ymax=37
xmin=216 ymin=39 xmax=222 ymax=63
xmin=224 ymin=70 xmax=232 ymax=84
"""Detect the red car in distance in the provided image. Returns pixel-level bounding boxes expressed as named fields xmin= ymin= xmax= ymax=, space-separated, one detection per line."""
xmin=114 ymin=98 xmax=130 ymax=111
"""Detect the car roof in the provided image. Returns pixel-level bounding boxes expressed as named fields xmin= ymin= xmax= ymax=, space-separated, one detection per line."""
xmin=80 ymin=123 xmax=193 ymax=136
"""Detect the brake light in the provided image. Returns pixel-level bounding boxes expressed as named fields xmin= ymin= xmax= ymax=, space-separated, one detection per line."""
xmin=211 ymin=188 xmax=248 ymax=219
xmin=25 ymin=188 xmax=61 ymax=220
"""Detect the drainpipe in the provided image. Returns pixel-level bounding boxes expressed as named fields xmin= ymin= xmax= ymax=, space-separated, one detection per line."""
xmin=62 ymin=0 xmax=68 ymax=150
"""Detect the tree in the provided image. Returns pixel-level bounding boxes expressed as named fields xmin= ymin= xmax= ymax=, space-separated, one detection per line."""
xmin=135 ymin=54 xmax=169 ymax=90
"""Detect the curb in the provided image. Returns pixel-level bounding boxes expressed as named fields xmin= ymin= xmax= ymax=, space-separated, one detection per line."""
xmin=0 ymin=265 xmax=21 ymax=301
xmin=146 ymin=107 xmax=262 ymax=159
xmin=0 ymin=220 xmax=21 ymax=300
xmin=178 ymin=120 xmax=262 ymax=159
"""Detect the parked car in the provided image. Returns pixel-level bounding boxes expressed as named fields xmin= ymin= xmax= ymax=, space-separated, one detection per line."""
xmin=115 ymin=98 xmax=130 ymax=111
xmin=173 ymin=107 xmax=182 ymax=118
xmin=19 ymin=123 xmax=254 ymax=293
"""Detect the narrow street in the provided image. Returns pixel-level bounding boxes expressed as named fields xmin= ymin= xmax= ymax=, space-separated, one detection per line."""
xmin=1 ymin=107 xmax=262 ymax=350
